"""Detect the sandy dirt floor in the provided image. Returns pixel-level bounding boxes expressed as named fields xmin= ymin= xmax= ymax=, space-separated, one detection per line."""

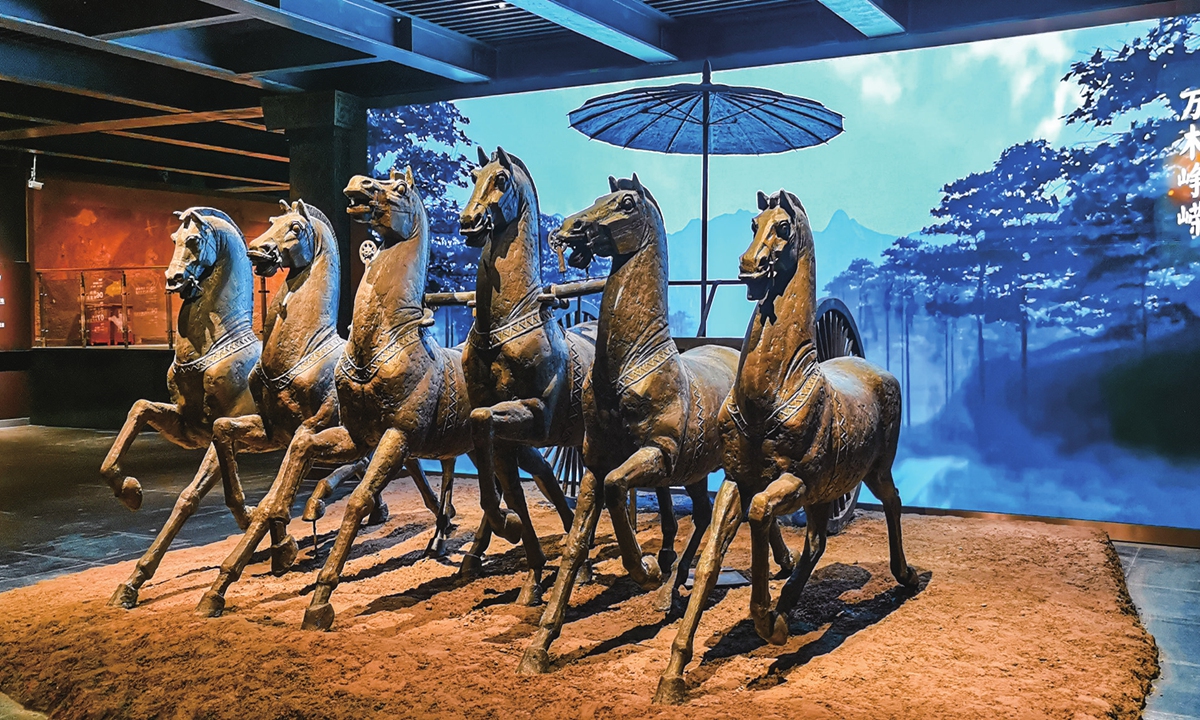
xmin=0 ymin=478 xmax=1158 ymax=719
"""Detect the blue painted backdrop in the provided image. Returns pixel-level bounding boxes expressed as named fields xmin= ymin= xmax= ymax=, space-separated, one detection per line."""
xmin=371 ymin=14 xmax=1200 ymax=530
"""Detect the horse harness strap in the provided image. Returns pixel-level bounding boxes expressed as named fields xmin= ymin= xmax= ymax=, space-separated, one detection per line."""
xmin=468 ymin=296 xmax=551 ymax=351
xmin=338 ymin=320 xmax=426 ymax=384
xmin=172 ymin=324 xmax=258 ymax=374
xmin=728 ymin=369 xmax=821 ymax=440
xmin=615 ymin=337 xmax=677 ymax=396
xmin=255 ymin=330 xmax=344 ymax=392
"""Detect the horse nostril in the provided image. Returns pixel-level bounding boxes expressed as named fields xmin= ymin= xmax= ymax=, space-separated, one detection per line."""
xmin=573 ymin=219 xmax=583 ymax=230
xmin=167 ymin=272 xmax=184 ymax=285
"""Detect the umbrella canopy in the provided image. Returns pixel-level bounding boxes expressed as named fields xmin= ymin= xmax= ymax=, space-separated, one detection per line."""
xmin=567 ymin=61 xmax=843 ymax=335
xmin=569 ymin=70 xmax=843 ymax=156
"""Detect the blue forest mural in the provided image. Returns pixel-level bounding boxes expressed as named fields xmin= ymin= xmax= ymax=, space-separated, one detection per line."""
xmin=371 ymin=14 xmax=1200 ymax=530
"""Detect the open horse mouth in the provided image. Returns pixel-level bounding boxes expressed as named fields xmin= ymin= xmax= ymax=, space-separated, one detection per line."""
xmin=247 ymin=247 xmax=281 ymax=277
xmin=739 ymin=269 xmax=772 ymax=301
xmin=344 ymin=190 xmax=377 ymax=222
xmin=165 ymin=274 xmax=201 ymax=299
xmin=459 ymin=213 xmax=491 ymax=247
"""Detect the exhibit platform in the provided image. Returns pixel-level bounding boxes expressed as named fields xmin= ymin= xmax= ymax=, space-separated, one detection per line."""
xmin=0 ymin=466 xmax=1162 ymax=719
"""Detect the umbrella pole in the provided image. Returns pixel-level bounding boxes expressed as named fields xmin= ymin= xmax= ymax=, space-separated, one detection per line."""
xmin=699 ymin=87 xmax=710 ymax=337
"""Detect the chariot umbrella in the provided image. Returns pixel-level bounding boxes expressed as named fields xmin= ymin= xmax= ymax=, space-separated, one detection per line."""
xmin=568 ymin=60 xmax=843 ymax=335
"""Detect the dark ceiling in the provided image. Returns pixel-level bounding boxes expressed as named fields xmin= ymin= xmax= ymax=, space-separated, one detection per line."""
xmin=0 ymin=0 xmax=1187 ymax=195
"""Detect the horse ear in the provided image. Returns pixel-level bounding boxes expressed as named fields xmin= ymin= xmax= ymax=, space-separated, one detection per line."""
xmin=477 ymin=146 xmax=489 ymax=166
xmin=389 ymin=167 xmax=398 ymax=181
xmin=403 ymin=166 xmax=415 ymax=185
xmin=757 ymin=191 xmax=769 ymax=211
xmin=496 ymin=147 xmax=512 ymax=168
xmin=778 ymin=190 xmax=796 ymax=216
xmin=279 ymin=199 xmax=291 ymax=212
xmin=173 ymin=210 xmax=185 ymax=219
xmin=295 ymin=199 xmax=311 ymax=221
xmin=631 ymin=173 xmax=645 ymax=196
xmin=608 ymin=176 xmax=619 ymax=193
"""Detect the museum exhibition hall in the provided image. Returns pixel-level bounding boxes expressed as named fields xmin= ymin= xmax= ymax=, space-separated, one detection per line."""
xmin=1 ymin=0 xmax=1199 ymax=717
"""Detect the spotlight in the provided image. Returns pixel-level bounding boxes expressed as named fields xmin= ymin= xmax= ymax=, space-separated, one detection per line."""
xmin=26 ymin=155 xmax=42 ymax=191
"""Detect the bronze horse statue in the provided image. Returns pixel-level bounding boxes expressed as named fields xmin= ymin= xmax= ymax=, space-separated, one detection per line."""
xmin=456 ymin=146 xmax=586 ymax=604
xmin=101 ymin=208 xmax=261 ymax=605
xmin=194 ymin=169 xmax=465 ymax=623
xmin=654 ymin=190 xmax=919 ymax=704
xmin=518 ymin=175 xmax=740 ymax=675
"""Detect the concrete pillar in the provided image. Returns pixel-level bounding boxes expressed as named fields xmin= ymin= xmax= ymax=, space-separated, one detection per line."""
xmin=262 ymin=91 xmax=367 ymax=334
xmin=0 ymin=157 xmax=31 ymax=420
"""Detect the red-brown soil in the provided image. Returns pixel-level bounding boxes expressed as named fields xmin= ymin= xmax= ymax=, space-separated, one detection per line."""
xmin=0 ymin=480 xmax=1158 ymax=719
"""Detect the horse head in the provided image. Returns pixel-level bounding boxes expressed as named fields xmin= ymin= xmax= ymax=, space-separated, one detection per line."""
xmin=741 ymin=189 xmax=811 ymax=302
xmin=460 ymin=146 xmax=533 ymax=248
xmin=550 ymin=173 xmax=662 ymax=271
xmin=248 ymin=199 xmax=327 ymax=277
xmin=343 ymin=167 xmax=425 ymax=247
xmin=166 ymin=208 xmax=231 ymax=300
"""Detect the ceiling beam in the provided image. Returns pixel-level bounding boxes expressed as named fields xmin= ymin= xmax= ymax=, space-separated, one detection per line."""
xmin=0 ymin=108 xmax=266 ymax=142
xmin=0 ymin=1 xmax=298 ymax=92
xmin=815 ymin=0 xmax=906 ymax=37
xmin=504 ymin=0 xmax=676 ymax=62
xmin=196 ymin=0 xmax=496 ymax=83
xmin=1 ymin=147 xmax=288 ymax=188
xmin=94 ymin=14 xmax=247 ymax=41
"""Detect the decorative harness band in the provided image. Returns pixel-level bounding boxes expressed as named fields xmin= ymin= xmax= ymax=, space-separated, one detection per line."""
xmin=337 ymin=317 xmax=427 ymax=385
xmin=615 ymin=336 xmax=677 ymax=396
xmin=255 ymin=330 xmax=344 ymax=392
xmin=727 ymin=350 xmax=822 ymax=440
xmin=468 ymin=289 xmax=551 ymax=351
xmin=172 ymin=323 xmax=259 ymax=374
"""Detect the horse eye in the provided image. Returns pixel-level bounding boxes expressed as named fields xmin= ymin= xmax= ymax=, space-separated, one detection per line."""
xmin=290 ymin=222 xmax=301 ymax=234
xmin=620 ymin=195 xmax=635 ymax=211
xmin=777 ymin=221 xmax=791 ymax=236
xmin=495 ymin=173 xmax=508 ymax=191
xmin=185 ymin=235 xmax=200 ymax=250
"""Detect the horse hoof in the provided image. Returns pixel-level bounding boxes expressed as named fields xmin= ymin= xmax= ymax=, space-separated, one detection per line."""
xmin=456 ymin=552 xmax=483 ymax=581
xmin=897 ymin=565 xmax=919 ymax=590
xmin=365 ymin=500 xmax=389 ymax=527
xmin=301 ymin=602 xmax=335 ymax=631
xmin=517 ymin=647 xmax=551 ymax=675
xmin=271 ymin=535 xmax=299 ymax=575
xmin=118 ymin=478 xmax=143 ymax=511
xmin=754 ymin=612 xmax=790 ymax=646
xmin=639 ymin=555 xmax=662 ymax=591
xmin=516 ymin=574 xmax=545 ymax=607
xmin=423 ymin=536 xmax=448 ymax=559
xmin=234 ymin=505 xmax=255 ymax=531
xmin=651 ymin=584 xmax=677 ymax=614
xmin=195 ymin=591 xmax=225 ymax=618
xmin=657 ymin=550 xmax=678 ymax=577
xmin=302 ymin=498 xmax=326 ymax=523
xmin=653 ymin=676 xmax=688 ymax=705
xmin=108 ymin=582 xmax=139 ymax=609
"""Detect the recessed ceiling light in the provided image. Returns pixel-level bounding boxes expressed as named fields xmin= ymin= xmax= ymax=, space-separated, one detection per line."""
xmin=497 ymin=2 xmax=508 ymax=8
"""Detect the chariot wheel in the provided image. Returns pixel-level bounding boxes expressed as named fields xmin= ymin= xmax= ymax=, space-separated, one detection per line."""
xmin=800 ymin=296 xmax=866 ymax=535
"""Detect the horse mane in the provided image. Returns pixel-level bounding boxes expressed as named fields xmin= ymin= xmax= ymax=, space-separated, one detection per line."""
xmin=299 ymin=201 xmax=334 ymax=237
xmin=182 ymin=206 xmax=240 ymax=233
xmin=496 ymin=150 xmax=538 ymax=201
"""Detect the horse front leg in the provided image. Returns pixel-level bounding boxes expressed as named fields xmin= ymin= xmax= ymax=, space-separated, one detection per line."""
xmin=302 ymin=427 xmax=410 ymax=631
xmin=100 ymin=400 xmax=194 ymax=511
xmin=603 ymin=445 xmax=668 ymax=591
xmin=455 ymin=450 xmax=496 ymax=581
xmin=469 ymin=406 xmax=526 ymax=544
xmin=750 ymin=477 xmax=828 ymax=646
xmin=302 ymin=455 xmax=370 ymax=523
xmin=654 ymin=480 xmax=743 ymax=705
xmin=494 ymin=450 xmax=550 ymax=606
xmin=518 ymin=467 xmax=603 ymax=674
xmin=108 ymin=445 xmax=221 ymax=608
xmin=196 ymin=425 xmax=359 ymax=618
xmin=211 ymin=414 xmax=278 ymax=531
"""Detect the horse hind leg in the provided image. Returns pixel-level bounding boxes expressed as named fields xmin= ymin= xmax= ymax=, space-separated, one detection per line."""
xmin=100 ymin=400 xmax=191 ymax=511
xmin=211 ymin=414 xmax=277 ymax=531
xmin=655 ymin=487 xmax=679 ymax=580
xmin=863 ymin=464 xmax=919 ymax=589
xmin=769 ymin=517 xmax=795 ymax=578
xmin=518 ymin=445 xmax=573 ymax=532
xmin=109 ymin=445 xmax=222 ymax=609
xmin=763 ymin=500 xmax=831 ymax=646
xmin=494 ymin=450 xmax=551 ymax=607
xmin=424 ymin=458 xmax=457 ymax=558
xmin=654 ymin=480 xmax=711 ymax=616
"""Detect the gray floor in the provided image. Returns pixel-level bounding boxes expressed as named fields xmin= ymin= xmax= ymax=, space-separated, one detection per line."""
xmin=1 ymin=426 xmax=1198 ymax=717
xmin=1116 ymin=542 xmax=1200 ymax=720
